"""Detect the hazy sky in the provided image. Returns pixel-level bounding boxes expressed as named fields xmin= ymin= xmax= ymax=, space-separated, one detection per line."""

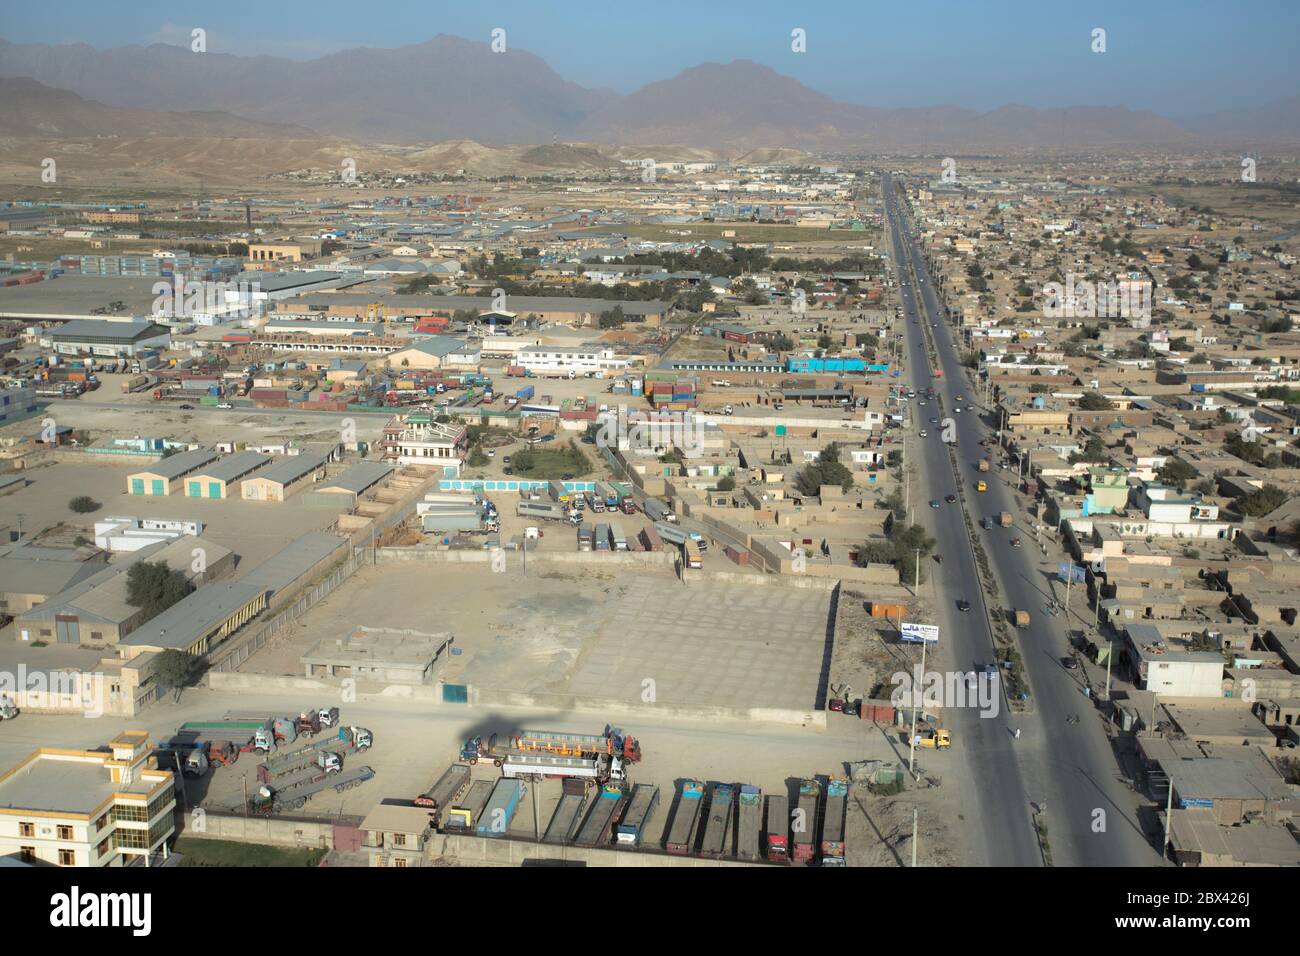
xmin=3 ymin=0 xmax=1296 ymax=116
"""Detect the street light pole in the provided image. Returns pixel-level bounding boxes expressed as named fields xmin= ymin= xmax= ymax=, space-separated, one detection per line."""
xmin=908 ymin=636 xmax=927 ymax=778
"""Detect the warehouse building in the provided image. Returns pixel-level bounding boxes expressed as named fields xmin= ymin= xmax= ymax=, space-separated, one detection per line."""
xmin=182 ymin=451 xmax=270 ymax=499
xmin=12 ymin=536 xmax=233 ymax=646
xmin=0 ymin=543 xmax=108 ymax=616
xmin=385 ymin=336 xmax=481 ymax=371
xmin=0 ymin=731 xmax=175 ymax=867
xmin=240 ymin=451 xmax=329 ymax=502
xmin=302 ymin=460 xmax=394 ymax=508
xmin=45 ymin=319 xmax=172 ymax=358
xmin=126 ymin=448 xmax=220 ymax=496
xmin=119 ymin=579 xmax=268 ymax=657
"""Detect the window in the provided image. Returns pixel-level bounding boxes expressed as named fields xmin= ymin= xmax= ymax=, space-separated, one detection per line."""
xmin=18 ymin=822 xmax=34 ymax=838
xmin=20 ymin=846 xmax=35 ymax=863
xmin=393 ymin=856 xmax=408 ymax=868
xmin=57 ymin=825 xmax=73 ymax=841
xmin=392 ymin=832 xmax=406 ymax=847
xmin=58 ymin=849 xmax=75 ymax=866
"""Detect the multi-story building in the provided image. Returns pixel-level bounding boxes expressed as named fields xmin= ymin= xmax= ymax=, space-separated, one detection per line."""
xmin=381 ymin=412 xmax=468 ymax=475
xmin=0 ymin=731 xmax=175 ymax=867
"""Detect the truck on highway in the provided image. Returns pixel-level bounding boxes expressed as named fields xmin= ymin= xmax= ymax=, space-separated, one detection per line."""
xmin=615 ymin=783 xmax=661 ymax=848
xmin=415 ymin=762 xmax=471 ymax=827
xmin=642 ymin=497 xmax=675 ymax=523
xmin=511 ymin=727 xmax=642 ymax=763
xmin=666 ymin=779 xmax=705 ymax=855
xmin=999 ymin=511 xmax=1013 ymax=528
xmin=699 ymin=783 xmax=735 ymax=858
xmin=573 ymin=783 xmax=625 ymax=848
xmin=765 ymin=794 xmax=790 ymax=862
xmin=1015 ymin=609 xmax=1030 ymax=629
xmin=445 ymin=779 xmax=495 ymax=831
xmin=820 ymin=776 xmax=849 ymax=866
xmin=978 ymin=458 xmax=990 ymax=473
xmin=477 ymin=778 xmax=526 ymax=838
xmin=736 ymin=785 xmax=763 ymax=862
xmin=793 ymin=777 xmax=821 ymax=864
xmin=501 ymin=752 xmax=626 ymax=783
xmin=543 ymin=778 xmax=589 ymax=845
xmin=250 ymin=764 xmax=374 ymax=814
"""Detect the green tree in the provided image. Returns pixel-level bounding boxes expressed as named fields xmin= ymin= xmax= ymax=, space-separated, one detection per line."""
xmin=716 ymin=475 xmax=736 ymax=492
xmin=1239 ymin=484 xmax=1287 ymax=517
xmin=1158 ymin=458 xmax=1197 ymax=491
xmin=125 ymin=561 xmax=194 ymax=620
xmin=69 ymin=495 xmax=101 ymax=514
xmin=1078 ymin=390 xmax=1114 ymax=411
xmin=153 ymin=649 xmax=198 ymax=703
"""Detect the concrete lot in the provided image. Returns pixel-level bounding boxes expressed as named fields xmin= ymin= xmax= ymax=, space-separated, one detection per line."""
xmin=246 ymin=562 xmax=830 ymax=714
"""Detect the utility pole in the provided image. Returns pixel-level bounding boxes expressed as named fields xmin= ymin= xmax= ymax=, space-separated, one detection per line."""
xmin=911 ymin=807 xmax=919 ymax=867
xmin=908 ymin=637 xmax=928 ymax=778
xmin=915 ymin=548 xmax=921 ymax=591
xmin=1104 ymin=640 xmax=1114 ymax=700
xmin=1065 ymin=565 xmax=1073 ymax=614
xmin=1162 ymin=772 xmax=1174 ymax=863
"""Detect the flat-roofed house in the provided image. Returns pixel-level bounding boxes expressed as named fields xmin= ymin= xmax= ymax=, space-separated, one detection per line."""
xmin=0 ymin=731 xmax=176 ymax=867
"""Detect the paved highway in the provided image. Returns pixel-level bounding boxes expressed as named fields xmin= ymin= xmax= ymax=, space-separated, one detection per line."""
xmin=883 ymin=173 xmax=1160 ymax=866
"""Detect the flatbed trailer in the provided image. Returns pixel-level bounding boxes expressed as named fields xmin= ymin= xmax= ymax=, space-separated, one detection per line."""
xmin=542 ymin=778 xmax=589 ymax=846
xmin=415 ymin=763 xmax=472 ymax=827
xmin=511 ymin=727 xmax=641 ymax=762
xmin=793 ymin=777 xmax=822 ymax=865
xmin=736 ymin=785 xmax=763 ymax=862
xmin=615 ymin=783 xmax=661 ymax=848
xmin=820 ymin=776 xmax=848 ymax=866
xmin=251 ymin=765 xmax=374 ymax=814
xmin=257 ymin=728 xmax=362 ymax=781
xmin=666 ymin=780 xmax=705 ymax=855
xmin=699 ymin=783 xmax=735 ymax=858
xmin=573 ymin=783 xmax=625 ymax=848
xmin=446 ymin=779 xmax=494 ymax=831
xmin=501 ymin=751 xmax=621 ymax=783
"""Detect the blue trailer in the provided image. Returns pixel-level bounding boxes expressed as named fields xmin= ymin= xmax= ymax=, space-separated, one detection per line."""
xmin=615 ymin=783 xmax=661 ymax=847
xmin=477 ymin=778 xmax=526 ymax=838
xmin=516 ymin=384 xmax=536 ymax=402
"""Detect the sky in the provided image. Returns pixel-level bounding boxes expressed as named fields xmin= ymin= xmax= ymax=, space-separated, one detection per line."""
xmin=2 ymin=0 xmax=1297 ymax=116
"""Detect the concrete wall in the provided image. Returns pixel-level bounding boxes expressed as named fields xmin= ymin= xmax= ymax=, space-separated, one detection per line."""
xmin=176 ymin=811 xmax=337 ymax=849
xmin=375 ymin=547 xmax=676 ymax=569
xmin=427 ymin=832 xmax=760 ymax=867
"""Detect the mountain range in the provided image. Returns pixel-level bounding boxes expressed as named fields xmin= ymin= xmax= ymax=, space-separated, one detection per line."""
xmin=0 ymin=34 xmax=1296 ymax=148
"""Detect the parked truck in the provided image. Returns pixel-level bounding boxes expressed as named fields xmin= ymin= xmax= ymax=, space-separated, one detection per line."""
xmin=120 ymin=374 xmax=150 ymax=394
xmin=543 ymin=778 xmax=590 ymax=845
xmin=511 ymin=727 xmax=642 ymax=763
xmin=766 ymin=794 xmax=790 ymax=862
xmin=608 ymin=521 xmax=628 ymax=551
xmin=666 ymin=779 xmax=705 ymax=855
xmin=654 ymin=522 xmax=707 ymax=552
xmin=501 ymin=751 xmax=626 ymax=783
xmin=176 ymin=721 xmax=277 ymax=755
xmin=615 ymin=783 xmax=661 ymax=848
xmin=256 ymin=747 xmax=342 ymax=785
xmin=820 ymin=776 xmax=848 ymax=866
xmin=515 ymin=384 xmax=535 ymax=402
xmin=477 ymin=778 xmax=526 ymax=838
xmin=573 ymin=783 xmax=625 ymax=848
xmin=642 ymin=497 xmax=675 ymax=523
xmin=250 ymin=764 xmax=374 ymax=814
xmin=699 ymin=783 xmax=735 ymax=858
xmin=445 ymin=779 xmax=495 ymax=831
xmin=736 ymin=785 xmax=763 ymax=862
xmin=221 ymin=713 xmax=299 ymax=746
xmin=415 ymin=762 xmax=472 ymax=827
xmin=517 ymin=500 xmax=568 ymax=522
xmin=793 ymin=777 xmax=821 ymax=865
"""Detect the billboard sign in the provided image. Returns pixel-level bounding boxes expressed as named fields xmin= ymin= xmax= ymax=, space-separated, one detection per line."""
xmin=900 ymin=622 xmax=940 ymax=645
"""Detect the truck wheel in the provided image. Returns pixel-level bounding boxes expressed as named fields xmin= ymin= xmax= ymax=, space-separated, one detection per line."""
xmin=493 ymin=759 xmax=502 ymax=768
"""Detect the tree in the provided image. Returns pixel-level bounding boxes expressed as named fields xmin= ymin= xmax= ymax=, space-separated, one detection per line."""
xmin=1078 ymin=391 xmax=1114 ymax=411
xmin=153 ymin=649 xmax=197 ymax=703
xmin=599 ymin=305 xmax=626 ymax=329
xmin=69 ymin=495 xmax=101 ymax=514
xmin=795 ymin=443 xmax=854 ymax=496
xmin=1239 ymin=484 xmax=1287 ymax=517
xmin=125 ymin=561 xmax=193 ymax=620
xmin=716 ymin=475 xmax=736 ymax=492
xmin=466 ymin=444 xmax=488 ymax=467
xmin=1158 ymin=458 xmax=1197 ymax=491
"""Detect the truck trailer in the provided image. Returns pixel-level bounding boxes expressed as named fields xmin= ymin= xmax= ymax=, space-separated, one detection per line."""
xmin=542 ymin=778 xmax=589 ymax=845
xmin=766 ymin=794 xmax=790 ymax=862
xmin=736 ymin=785 xmax=763 ymax=861
xmin=501 ymin=752 xmax=625 ymax=783
xmin=415 ymin=762 xmax=472 ymax=828
xmin=699 ymin=783 xmax=735 ymax=858
xmin=793 ymin=777 xmax=821 ymax=865
xmin=573 ymin=783 xmax=625 ymax=848
xmin=820 ymin=776 xmax=848 ymax=866
xmin=477 ymin=778 xmax=526 ymax=838
xmin=615 ymin=783 xmax=661 ymax=848
xmin=666 ymin=780 xmax=705 ymax=855
xmin=516 ymin=500 xmax=568 ymax=522
xmin=446 ymin=779 xmax=495 ymax=831
xmin=250 ymin=764 xmax=374 ymax=814
xmin=511 ymin=727 xmax=642 ymax=763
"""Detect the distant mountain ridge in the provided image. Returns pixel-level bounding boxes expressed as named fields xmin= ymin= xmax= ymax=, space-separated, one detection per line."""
xmin=0 ymin=35 xmax=1296 ymax=147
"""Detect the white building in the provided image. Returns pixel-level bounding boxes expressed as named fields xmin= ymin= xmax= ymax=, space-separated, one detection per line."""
xmin=517 ymin=345 xmax=630 ymax=377
xmin=381 ymin=413 xmax=468 ymax=475
xmin=0 ymin=731 xmax=176 ymax=867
